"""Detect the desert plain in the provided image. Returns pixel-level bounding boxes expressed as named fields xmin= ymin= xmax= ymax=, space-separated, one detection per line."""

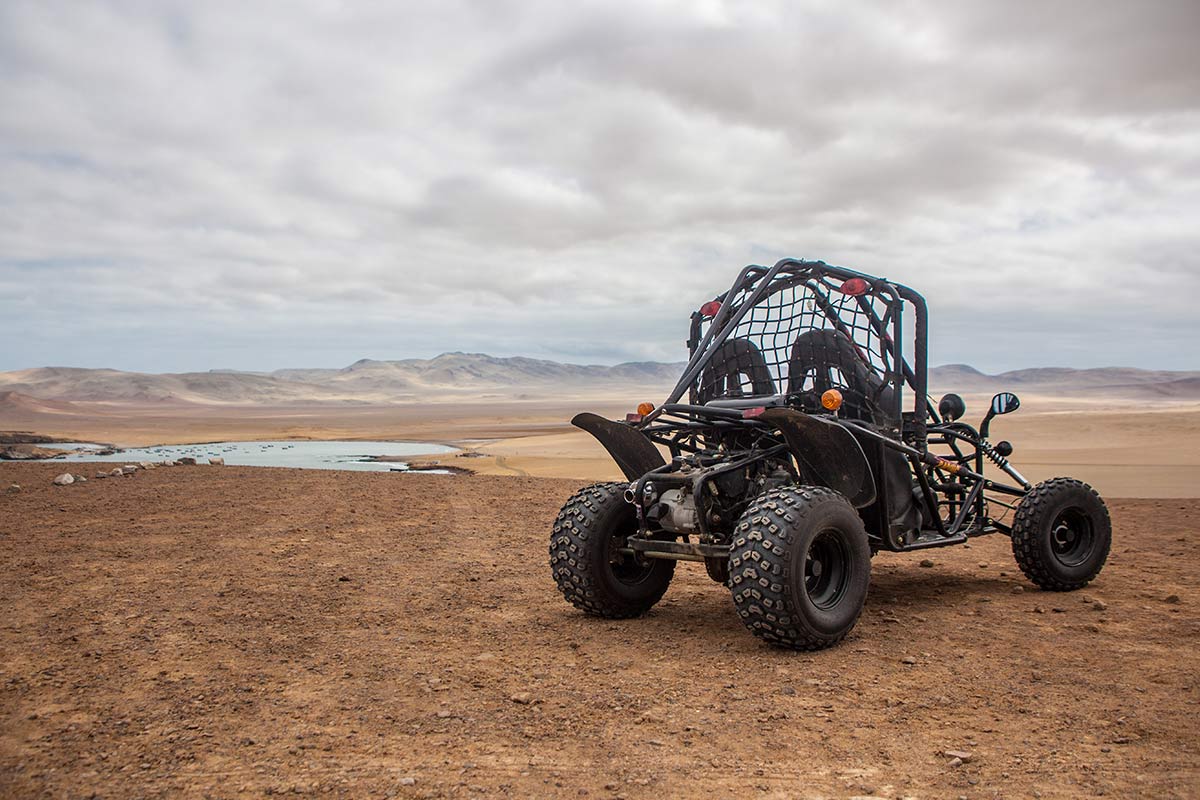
xmin=2 ymin=365 xmax=1199 ymax=798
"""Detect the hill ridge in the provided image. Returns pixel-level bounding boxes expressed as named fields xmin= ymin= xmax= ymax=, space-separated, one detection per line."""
xmin=1 ymin=354 xmax=1197 ymax=405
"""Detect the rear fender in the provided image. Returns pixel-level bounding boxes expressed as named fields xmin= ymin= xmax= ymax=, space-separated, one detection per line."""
xmin=572 ymin=412 xmax=667 ymax=481
xmin=757 ymin=408 xmax=877 ymax=508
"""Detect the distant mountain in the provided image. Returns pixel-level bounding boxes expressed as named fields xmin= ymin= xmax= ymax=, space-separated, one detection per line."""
xmin=0 ymin=353 xmax=687 ymax=405
xmin=929 ymin=364 xmax=1200 ymax=399
xmin=0 ymin=390 xmax=84 ymax=415
xmin=0 ymin=356 xmax=1197 ymax=406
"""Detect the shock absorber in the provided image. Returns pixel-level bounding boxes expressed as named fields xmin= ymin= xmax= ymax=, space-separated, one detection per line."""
xmin=979 ymin=439 xmax=1031 ymax=490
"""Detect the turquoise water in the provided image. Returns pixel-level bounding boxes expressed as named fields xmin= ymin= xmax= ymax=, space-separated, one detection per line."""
xmin=45 ymin=440 xmax=459 ymax=473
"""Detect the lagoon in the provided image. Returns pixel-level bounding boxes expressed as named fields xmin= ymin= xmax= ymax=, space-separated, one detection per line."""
xmin=46 ymin=440 xmax=459 ymax=472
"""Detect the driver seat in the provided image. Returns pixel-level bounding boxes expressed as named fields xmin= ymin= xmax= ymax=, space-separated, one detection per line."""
xmin=698 ymin=337 xmax=777 ymax=404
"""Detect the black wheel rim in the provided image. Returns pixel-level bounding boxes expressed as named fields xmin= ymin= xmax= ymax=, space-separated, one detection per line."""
xmin=1050 ymin=506 xmax=1095 ymax=568
xmin=608 ymin=521 xmax=656 ymax=585
xmin=805 ymin=529 xmax=850 ymax=610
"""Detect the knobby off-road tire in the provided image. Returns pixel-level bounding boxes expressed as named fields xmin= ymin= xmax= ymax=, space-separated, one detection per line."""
xmin=1011 ymin=478 xmax=1111 ymax=591
xmin=549 ymin=482 xmax=675 ymax=618
xmin=729 ymin=486 xmax=871 ymax=651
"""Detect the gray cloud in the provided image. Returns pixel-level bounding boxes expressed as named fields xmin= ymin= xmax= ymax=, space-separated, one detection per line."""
xmin=2 ymin=0 xmax=1198 ymax=373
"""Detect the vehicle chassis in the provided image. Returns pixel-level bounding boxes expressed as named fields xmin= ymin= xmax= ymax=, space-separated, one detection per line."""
xmin=575 ymin=259 xmax=1035 ymax=565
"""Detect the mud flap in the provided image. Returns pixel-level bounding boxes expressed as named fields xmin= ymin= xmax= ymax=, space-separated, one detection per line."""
xmin=572 ymin=413 xmax=667 ymax=481
xmin=757 ymin=408 xmax=877 ymax=508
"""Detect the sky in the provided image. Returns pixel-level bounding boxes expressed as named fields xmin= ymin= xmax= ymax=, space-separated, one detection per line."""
xmin=2 ymin=0 xmax=1198 ymax=374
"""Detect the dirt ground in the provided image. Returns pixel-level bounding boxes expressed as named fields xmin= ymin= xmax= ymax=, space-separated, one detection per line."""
xmin=1 ymin=463 xmax=1197 ymax=799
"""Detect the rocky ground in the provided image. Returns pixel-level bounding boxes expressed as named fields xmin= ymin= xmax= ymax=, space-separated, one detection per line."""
xmin=1 ymin=463 xmax=1197 ymax=799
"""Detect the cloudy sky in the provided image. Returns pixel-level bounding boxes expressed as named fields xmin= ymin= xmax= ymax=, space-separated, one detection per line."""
xmin=2 ymin=0 xmax=1197 ymax=374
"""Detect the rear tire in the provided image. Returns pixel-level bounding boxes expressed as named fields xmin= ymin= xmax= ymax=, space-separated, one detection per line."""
xmin=1011 ymin=478 xmax=1111 ymax=591
xmin=729 ymin=486 xmax=871 ymax=650
xmin=550 ymin=482 xmax=675 ymax=618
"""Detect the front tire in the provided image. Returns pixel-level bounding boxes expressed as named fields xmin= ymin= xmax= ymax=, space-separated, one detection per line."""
xmin=729 ymin=486 xmax=871 ymax=651
xmin=550 ymin=482 xmax=675 ymax=618
xmin=1011 ymin=478 xmax=1111 ymax=591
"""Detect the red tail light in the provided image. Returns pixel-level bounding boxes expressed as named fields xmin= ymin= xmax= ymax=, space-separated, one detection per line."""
xmin=839 ymin=278 xmax=869 ymax=296
xmin=742 ymin=407 xmax=766 ymax=419
xmin=700 ymin=300 xmax=722 ymax=318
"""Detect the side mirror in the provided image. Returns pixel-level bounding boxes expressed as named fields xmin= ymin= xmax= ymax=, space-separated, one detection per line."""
xmin=981 ymin=392 xmax=1021 ymax=438
xmin=991 ymin=392 xmax=1020 ymax=415
xmin=938 ymin=393 xmax=966 ymax=422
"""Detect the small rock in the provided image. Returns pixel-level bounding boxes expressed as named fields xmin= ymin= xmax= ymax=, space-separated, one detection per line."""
xmin=178 ymin=457 xmax=197 ymax=465
xmin=139 ymin=461 xmax=156 ymax=470
xmin=52 ymin=473 xmax=75 ymax=486
xmin=73 ymin=475 xmax=86 ymax=483
xmin=944 ymin=749 xmax=973 ymax=762
xmin=1011 ymin=585 xmax=1024 ymax=594
xmin=6 ymin=483 xmax=20 ymax=494
xmin=209 ymin=457 xmax=225 ymax=466
xmin=1083 ymin=623 xmax=1102 ymax=634
xmin=110 ymin=468 xmax=124 ymax=477
xmin=123 ymin=464 xmax=139 ymax=472
xmin=399 ymin=777 xmax=416 ymax=786
xmin=1092 ymin=600 xmax=1108 ymax=611
xmin=510 ymin=692 xmax=533 ymax=704
xmin=919 ymin=559 xmax=935 ymax=568
xmin=1033 ymin=606 xmax=1045 ymax=614
xmin=95 ymin=472 xmax=108 ymax=479
xmin=901 ymin=656 xmax=917 ymax=665
xmin=978 ymin=562 xmax=988 ymax=568
xmin=1052 ymin=607 xmax=1066 ymax=613
xmin=948 ymin=757 xmax=963 ymax=768
xmin=435 ymin=710 xmax=452 ymax=719
xmin=1164 ymin=594 xmax=1181 ymax=604
xmin=337 ymin=575 xmax=351 ymax=582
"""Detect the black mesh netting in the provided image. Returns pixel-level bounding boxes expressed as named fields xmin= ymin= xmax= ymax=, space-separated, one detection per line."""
xmin=690 ymin=272 xmax=907 ymax=425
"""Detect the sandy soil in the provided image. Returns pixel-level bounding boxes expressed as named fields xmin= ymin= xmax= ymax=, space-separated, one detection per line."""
xmin=1 ymin=462 xmax=1197 ymax=799
xmin=4 ymin=396 xmax=1200 ymax=497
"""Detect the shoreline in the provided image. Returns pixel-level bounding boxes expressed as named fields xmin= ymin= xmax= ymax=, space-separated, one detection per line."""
xmin=3 ymin=397 xmax=1200 ymax=494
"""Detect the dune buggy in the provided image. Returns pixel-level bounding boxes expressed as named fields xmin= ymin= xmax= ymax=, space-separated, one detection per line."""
xmin=550 ymin=259 xmax=1112 ymax=650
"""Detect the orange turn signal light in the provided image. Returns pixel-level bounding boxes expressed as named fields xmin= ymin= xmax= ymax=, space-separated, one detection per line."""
xmin=636 ymin=402 xmax=655 ymax=416
xmin=821 ymin=389 xmax=844 ymax=411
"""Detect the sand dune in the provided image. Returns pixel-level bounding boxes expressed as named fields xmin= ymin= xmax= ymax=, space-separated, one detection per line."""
xmin=0 ymin=390 xmax=86 ymax=416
